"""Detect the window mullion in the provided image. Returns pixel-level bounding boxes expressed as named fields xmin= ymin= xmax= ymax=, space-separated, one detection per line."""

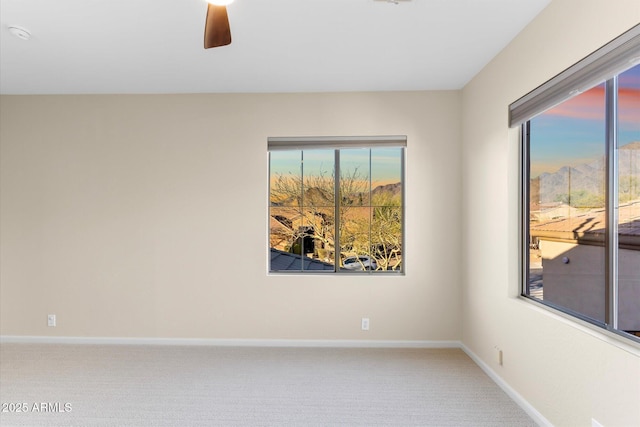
xmin=605 ymin=77 xmax=619 ymax=329
xmin=334 ymin=150 xmax=341 ymax=272
xmin=368 ymin=149 xmax=372 ymax=273
xmin=522 ymin=122 xmax=531 ymax=296
xmin=301 ymin=151 xmax=305 ymax=272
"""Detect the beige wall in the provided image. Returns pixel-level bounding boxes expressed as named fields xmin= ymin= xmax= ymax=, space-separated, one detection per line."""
xmin=461 ymin=0 xmax=640 ymax=426
xmin=0 ymin=91 xmax=462 ymax=341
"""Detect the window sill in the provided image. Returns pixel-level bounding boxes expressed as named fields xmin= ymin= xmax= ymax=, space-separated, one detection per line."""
xmin=516 ymin=295 xmax=640 ymax=357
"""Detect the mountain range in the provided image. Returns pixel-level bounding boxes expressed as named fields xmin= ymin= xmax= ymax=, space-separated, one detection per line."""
xmin=532 ymin=141 xmax=639 ymax=205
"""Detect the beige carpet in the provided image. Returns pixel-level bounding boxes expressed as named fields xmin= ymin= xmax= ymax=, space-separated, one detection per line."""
xmin=0 ymin=344 xmax=536 ymax=426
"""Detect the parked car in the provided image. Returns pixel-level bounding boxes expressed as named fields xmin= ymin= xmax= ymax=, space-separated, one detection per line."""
xmin=342 ymin=255 xmax=378 ymax=271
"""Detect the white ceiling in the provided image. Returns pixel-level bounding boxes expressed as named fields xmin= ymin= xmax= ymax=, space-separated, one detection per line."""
xmin=0 ymin=0 xmax=550 ymax=94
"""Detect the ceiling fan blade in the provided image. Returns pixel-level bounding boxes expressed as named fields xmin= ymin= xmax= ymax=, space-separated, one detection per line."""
xmin=204 ymin=4 xmax=232 ymax=49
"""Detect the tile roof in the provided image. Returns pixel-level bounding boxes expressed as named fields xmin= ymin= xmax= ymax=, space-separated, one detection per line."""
xmin=270 ymin=248 xmax=335 ymax=271
xmin=531 ymin=201 xmax=640 ymax=247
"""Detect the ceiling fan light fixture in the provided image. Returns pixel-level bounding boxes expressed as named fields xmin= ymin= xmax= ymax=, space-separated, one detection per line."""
xmin=207 ymin=0 xmax=234 ymax=5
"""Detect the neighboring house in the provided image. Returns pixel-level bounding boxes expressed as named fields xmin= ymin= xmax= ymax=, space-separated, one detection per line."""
xmin=531 ymin=201 xmax=640 ymax=332
xmin=269 ymin=216 xmax=293 ymax=251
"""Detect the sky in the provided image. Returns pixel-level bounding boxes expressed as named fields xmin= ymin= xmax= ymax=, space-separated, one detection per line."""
xmin=530 ymin=64 xmax=640 ymax=177
xmin=270 ymin=147 xmax=402 ymax=188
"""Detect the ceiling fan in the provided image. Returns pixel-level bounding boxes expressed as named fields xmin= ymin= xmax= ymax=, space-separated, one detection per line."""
xmin=204 ymin=0 xmax=233 ymax=49
xmin=203 ymin=0 xmax=411 ymax=49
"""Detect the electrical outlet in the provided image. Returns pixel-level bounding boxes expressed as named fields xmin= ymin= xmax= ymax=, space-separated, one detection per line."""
xmin=361 ymin=317 xmax=370 ymax=331
xmin=591 ymin=419 xmax=604 ymax=427
xmin=47 ymin=314 xmax=56 ymax=327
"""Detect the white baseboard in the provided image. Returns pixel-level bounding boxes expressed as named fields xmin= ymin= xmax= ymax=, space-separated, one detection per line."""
xmin=460 ymin=343 xmax=552 ymax=427
xmin=0 ymin=335 xmax=461 ymax=349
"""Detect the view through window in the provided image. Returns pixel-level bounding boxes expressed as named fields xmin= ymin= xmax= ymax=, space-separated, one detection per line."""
xmin=269 ymin=138 xmax=405 ymax=273
xmin=524 ymin=63 xmax=639 ymax=340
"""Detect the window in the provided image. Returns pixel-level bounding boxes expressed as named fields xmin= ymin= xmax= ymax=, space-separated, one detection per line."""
xmin=268 ymin=136 xmax=405 ymax=273
xmin=511 ymin=25 xmax=640 ymax=343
